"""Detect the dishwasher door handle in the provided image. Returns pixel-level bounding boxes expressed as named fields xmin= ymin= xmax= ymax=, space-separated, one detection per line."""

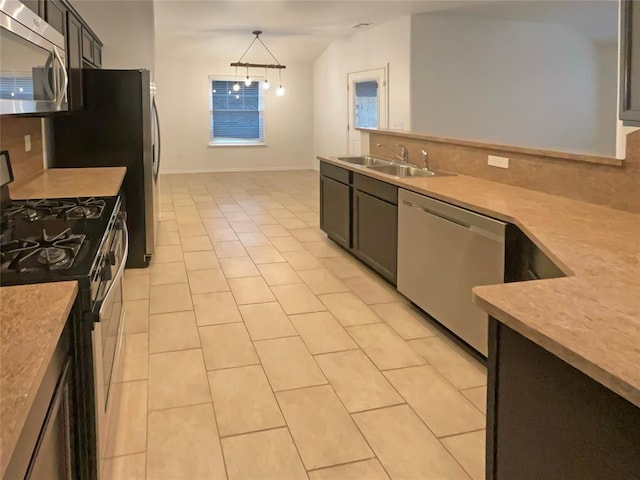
xmin=417 ymin=205 xmax=471 ymax=229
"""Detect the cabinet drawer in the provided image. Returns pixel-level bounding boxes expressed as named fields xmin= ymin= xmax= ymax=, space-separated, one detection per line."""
xmin=320 ymin=161 xmax=351 ymax=184
xmin=354 ymin=173 xmax=397 ymax=205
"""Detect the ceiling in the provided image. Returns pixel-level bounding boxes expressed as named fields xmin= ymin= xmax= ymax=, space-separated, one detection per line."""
xmin=439 ymin=0 xmax=619 ymax=46
xmin=153 ymin=0 xmax=620 ymax=62
xmin=153 ymin=0 xmax=485 ymax=61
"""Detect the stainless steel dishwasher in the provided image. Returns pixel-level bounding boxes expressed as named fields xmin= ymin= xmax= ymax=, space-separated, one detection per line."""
xmin=398 ymin=189 xmax=506 ymax=356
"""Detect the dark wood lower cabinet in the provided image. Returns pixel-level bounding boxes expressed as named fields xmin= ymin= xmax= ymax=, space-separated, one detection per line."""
xmin=320 ymin=175 xmax=351 ymax=248
xmin=352 ymin=189 xmax=397 ymax=284
xmin=26 ymin=358 xmax=74 ymax=480
xmin=4 ymin=316 xmax=79 ymax=480
xmin=487 ymin=319 xmax=640 ymax=480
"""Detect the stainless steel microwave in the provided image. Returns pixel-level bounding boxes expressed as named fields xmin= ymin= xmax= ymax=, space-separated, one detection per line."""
xmin=0 ymin=0 xmax=68 ymax=115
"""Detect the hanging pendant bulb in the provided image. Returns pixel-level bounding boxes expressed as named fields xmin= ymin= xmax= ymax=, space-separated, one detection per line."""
xmin=263 ymin=79 xmax=270 ymax=90
xmin=276 ymin=69 xmax=285 ymax=96
xmin=244 ymin=67 xmax=252 ymax=86
xmin=233 ymin=82 xmax=240 ymax=92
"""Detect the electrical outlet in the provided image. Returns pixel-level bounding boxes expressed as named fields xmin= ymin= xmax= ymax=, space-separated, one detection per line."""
xmin=392 ymin=121 xmax=403 ymax=130
xmin=24 ymin=134 xmax=31 ymax=152
xmin=488 ymin=155 xmax=509 ymax=168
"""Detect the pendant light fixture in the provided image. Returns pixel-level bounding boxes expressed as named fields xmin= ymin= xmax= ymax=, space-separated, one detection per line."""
xmin=263 ymin=66 xmax=270 ymax=90
xmin=231 ymin=31 xmax=286 ymax=96
xmin=276 ymin=69 xmax=285 ymax=96
xmin=232 ymin=66 xmax=240 ymax=92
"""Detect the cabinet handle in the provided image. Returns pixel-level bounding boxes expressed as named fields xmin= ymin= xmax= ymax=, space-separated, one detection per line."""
xmin=418 ymin=206 xmax=470 ymax=229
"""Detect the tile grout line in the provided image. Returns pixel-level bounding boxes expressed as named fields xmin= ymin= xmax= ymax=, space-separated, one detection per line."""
xmin=194 ymin=208 xmax=232 ymax=480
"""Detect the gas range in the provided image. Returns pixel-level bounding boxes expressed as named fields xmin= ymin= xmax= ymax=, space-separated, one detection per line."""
xmin=0 ymin=196 xmax=121 ymax=310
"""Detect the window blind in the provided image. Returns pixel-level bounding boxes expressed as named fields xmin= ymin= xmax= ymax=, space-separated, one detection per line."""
xmin=209 ymin=78 xmax=265 ymax=145
xmin=0 ymin=76 xmax=35 ymax=101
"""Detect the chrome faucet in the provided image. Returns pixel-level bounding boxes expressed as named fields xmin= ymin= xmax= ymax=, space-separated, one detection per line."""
xmin=377 ymin=143 xmax=409 ymax=163
xmin=421 ymin=149 xmax=429 ymax=170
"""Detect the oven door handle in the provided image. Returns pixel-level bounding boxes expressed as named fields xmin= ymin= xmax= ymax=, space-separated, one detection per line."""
xmin=98 ymin=220 xmax=129 ymax=318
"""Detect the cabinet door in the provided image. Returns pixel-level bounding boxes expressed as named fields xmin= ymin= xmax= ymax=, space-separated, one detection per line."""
xmin=320 ymin=176 xmax=351 ymax=248
xmin=66 ymin=12 xmax=83 ymax=110
xmin=45 ymin=0 xmax=67 ymax=36
xmin=21 ymin=0 xmax=45 ymax=18
xmin=26 ymin=357 xmax=74 ymax=480
xmin=93 ymin=43 xmax=102 ymax=68
xmin=353 ymin=189 xmax=397 ymax=284
xmin=81 ymin=28 xmax=94 ymax=63
xmin=620 ymin=0 xmax=640 ymax=125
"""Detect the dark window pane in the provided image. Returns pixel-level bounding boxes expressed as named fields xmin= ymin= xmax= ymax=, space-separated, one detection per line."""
xmin=213 ymin=111 xmax=260 ymax=139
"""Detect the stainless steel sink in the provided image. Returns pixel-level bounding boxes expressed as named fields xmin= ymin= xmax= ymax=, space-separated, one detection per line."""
xmin=337 ymin=156 xmax=394 ymax=166
xmin=366 ymin=164 xmax=456 ymax=178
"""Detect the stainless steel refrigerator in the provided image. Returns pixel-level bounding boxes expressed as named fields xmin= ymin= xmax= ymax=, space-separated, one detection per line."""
xmin=52 ymin=69 xmax=160 ymax=268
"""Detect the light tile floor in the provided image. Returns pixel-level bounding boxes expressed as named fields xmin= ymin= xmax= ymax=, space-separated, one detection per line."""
xmin=110 ymin=170 xmax=487 ymax=480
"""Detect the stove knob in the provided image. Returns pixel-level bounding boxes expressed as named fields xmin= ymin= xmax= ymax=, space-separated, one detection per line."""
xmin=100 ymin=264 xmax=112 ymax=281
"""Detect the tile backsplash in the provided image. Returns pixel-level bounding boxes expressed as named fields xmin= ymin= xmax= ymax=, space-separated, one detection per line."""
xmin=0 ymin=116 xmax=44 ymax=189
xmin=369 ymin=130 xmax=640 ymax=213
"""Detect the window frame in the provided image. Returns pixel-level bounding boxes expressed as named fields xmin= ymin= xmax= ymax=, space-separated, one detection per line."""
xmin=208 ymin=75 xmax=266 ymax=147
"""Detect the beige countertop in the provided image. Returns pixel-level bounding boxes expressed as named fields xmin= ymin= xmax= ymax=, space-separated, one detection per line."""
xmin=0 ymin=282 xmax=78 ymax=478
xmin=319 ymin=155 xmax=640 ymax=407
xmin=9 ymin=167 xmax=126 ymax=199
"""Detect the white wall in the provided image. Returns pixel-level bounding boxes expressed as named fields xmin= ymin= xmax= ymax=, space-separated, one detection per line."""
xmin=154 ymin=33 xmax=314 ymax=173
xmin=73 ymin=1 xmax=155 ymax=74
xmin=410 ymin=14 xmax=618 ymax=156
xmin=313 ymin=16 xmax=412 ymax=163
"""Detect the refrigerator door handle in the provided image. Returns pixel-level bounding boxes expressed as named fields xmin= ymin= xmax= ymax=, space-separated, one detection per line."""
xmin=152 ymin=97 xmax=161 ymax=181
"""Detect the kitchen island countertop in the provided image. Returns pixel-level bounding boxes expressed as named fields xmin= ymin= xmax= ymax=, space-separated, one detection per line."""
xmin=318 ymin=154 xmax=640 ymax=408
xmin=9 ymin=167 xmax=126 ymax=199
xmin=0 ymin=281 xmax=78 ymax=478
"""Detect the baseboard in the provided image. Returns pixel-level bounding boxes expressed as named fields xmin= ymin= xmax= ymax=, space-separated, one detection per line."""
xmin=160 ymin=166 xmax=316 ymax=174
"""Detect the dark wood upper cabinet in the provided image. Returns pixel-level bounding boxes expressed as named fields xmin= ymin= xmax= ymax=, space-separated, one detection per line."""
xmin=21 ymin=0 xmax=45 ymax=18
xmin=93 ymin=42 xmax=102 ymax=68
xmin=66 ymin=11 xmax=83 ymax=110
xmin=81 ymin=28 xmax=94 ymax=63
xmin=45 ymin=0 xmax=67 ymax=36
xmin=620 ymin=0 xmax=640 ymax=126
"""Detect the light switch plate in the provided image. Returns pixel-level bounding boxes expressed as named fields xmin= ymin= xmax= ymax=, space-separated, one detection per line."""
xmin=488 ymin=155 xmax=509 ymax=168
xmin=24 ymin=134 xmax=31 ymax=152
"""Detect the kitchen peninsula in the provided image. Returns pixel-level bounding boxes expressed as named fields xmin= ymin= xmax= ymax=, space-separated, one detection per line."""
xmin=318 ymin=147 xmax=640 ymax=479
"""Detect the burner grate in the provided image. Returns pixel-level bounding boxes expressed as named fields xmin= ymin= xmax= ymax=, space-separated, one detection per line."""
xmin=0 ymin=228 xmax=86 ymax=272
xmin=2 ymin=198 xmax=106 ymax=223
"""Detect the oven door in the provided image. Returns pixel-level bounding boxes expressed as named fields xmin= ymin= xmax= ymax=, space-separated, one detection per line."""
xmin=0 ymin=2 xmax=68 ymax=114
xmin=91 ymin=218 xmax=128 ymax=478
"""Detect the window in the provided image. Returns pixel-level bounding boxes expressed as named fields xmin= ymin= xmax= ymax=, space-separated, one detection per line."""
xmin=354 ymin=80 xmax=379 ymax=129
xmin=209 ymin=78 xmax=264 ymax=145
xmin=0 ymin=76 xmax=34 ymax=101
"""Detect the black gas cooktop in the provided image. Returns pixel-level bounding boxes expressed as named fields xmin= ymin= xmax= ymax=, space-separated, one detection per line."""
xmin=0 ymin=196 xmax=118 ymax=287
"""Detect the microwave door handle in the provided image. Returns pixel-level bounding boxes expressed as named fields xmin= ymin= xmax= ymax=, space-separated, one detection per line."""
xmin=98 ymin=222 xmax=129 ymax=317
xmin=42 ymin=53 xmax=56 ymax=101
xmin=53 ymin=47 xmax=68 ymax=109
